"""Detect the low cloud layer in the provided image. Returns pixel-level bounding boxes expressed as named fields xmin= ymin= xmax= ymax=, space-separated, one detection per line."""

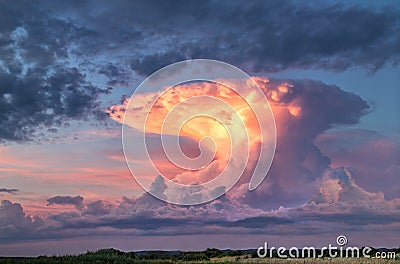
xmin=1 ymin=167 xmax=399 ymax=244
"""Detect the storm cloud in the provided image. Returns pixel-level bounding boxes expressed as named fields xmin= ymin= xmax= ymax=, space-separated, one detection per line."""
xmin=0 ymin=2 xmax=109 ymax=142
xmin=1 ymin=0 xmax=399 ymax=143
xmin=108 ymin=77 xmax=369 ymax=209
xmin=125 ymin=1 xmax=400 ymax=75
xmin=44 ymin=0 xmax=400 ymax=75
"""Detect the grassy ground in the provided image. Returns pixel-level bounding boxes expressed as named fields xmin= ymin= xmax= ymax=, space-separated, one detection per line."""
xmin=0 ymin=257 xmax=399 ymax=264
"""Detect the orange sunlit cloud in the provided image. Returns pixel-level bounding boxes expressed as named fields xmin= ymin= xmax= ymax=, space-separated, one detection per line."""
xmin=108 ymin=77 xmax=302 ymax=185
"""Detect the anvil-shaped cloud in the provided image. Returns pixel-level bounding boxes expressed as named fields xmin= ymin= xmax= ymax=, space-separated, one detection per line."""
xmin=107 ymin=76 xmax=369 ymax=207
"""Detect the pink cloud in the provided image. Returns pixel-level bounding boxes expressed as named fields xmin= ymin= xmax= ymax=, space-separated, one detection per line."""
xmin=316 ymin=130 xmax=400 ymax=199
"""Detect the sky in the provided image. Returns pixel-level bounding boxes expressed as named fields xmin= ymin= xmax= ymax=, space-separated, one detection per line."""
xmin=0 ymin=0 xmax=399 ymax=257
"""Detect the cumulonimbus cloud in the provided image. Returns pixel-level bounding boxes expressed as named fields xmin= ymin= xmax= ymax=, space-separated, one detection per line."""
xmin=108 ymin=76 xmax=369 ymax=208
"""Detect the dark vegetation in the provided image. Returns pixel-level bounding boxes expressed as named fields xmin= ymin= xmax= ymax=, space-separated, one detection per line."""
xmin=0 ymin=248 xmax=242 ymax=264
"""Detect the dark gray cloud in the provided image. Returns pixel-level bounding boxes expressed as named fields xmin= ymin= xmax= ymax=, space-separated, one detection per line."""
xmin=47 ymin=196 xmax=84 ymax=210
xmin=0 ymin=2 xmax=109 ymax=142
xmin=0 ymin=67 xmax=109 ymax=142
xmin=123 ymin=0 xmax=400 ymax=75
xmin=0 ymin=188 xmax=18 ymax=194
xmin=1 ymin=0 xmax=399 ymax=142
